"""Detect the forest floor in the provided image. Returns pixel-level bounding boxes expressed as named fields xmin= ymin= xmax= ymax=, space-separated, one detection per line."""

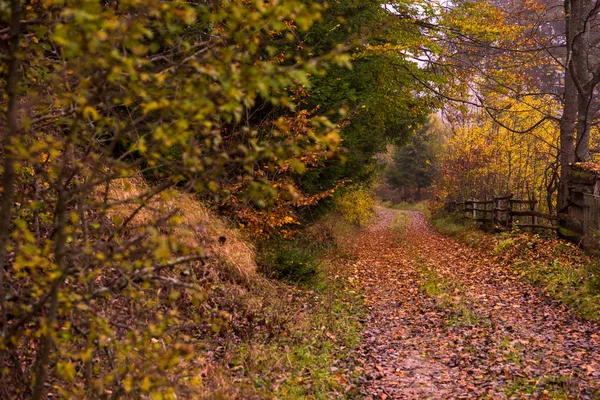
xmin=353 ymin=209 xmax=600 ymax=399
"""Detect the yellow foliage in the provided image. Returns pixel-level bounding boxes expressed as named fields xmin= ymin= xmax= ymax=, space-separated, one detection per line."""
xmin=439 ymin=97 xmax=559 ymax=211
xmin=335 ymin=186 xmax=375 ymax=226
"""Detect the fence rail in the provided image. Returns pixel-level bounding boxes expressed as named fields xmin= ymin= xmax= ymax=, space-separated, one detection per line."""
xmin=448 ymin=165 xmax=600 ymax=250
xmin=450 ymin=196 xmax=557 ymax=232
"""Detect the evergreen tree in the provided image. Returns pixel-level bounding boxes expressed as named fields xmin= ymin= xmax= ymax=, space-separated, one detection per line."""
xmin=296 ymin=0 xmax=434 ymax=197
xmin=386 ymin=117 xmax=443 ymax=200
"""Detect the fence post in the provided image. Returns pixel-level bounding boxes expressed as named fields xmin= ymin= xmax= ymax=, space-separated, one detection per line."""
xmin=487 ymin=197 xmax=493 ymax=230
xmin=494 ymin=195 xmax=511 ymax=231
xmin=530 ymin=193 xmax=537 ymax=232
xmin=508 ymin=195 xmax=513 ymax=229
xmin=493 ymin=197 xmax=498 ymax=227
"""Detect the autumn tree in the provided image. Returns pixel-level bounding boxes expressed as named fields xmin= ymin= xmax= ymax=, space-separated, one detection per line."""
xmin=438 ymin=99 xmax=560 ymax=212
xmin=294 ymin=0 xmax=434 ymax=199
xmin=398 ymin=0 xmax=600 ymax=211
xmin=0 ymin=0 xmax=345 ymax=397
xmin=207 ymin=0 xmax=435 ymax=235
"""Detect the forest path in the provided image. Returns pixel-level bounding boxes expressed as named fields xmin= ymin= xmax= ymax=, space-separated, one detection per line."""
xmin=353 ymin=209 xmax=600 ymax=399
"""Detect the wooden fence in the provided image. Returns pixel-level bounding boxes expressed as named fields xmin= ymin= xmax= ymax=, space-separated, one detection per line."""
xmin=454 ymin=196 xmax=558 ymax=232
xmin=447 ymin=165 xmax=600 ymax=250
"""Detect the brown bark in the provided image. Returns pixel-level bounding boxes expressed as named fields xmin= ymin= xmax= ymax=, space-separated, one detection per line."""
xmin=559 ymin=0 xmax=600 ymax=209
xmin=0 ymin=0 xmax=21 ymax=337
xmin=31 ymin=186 xmax=68 ymax=400
xmin=567 ymin=0 xmax=600 ymax=162
xmin=575 ymin=89 xmax=593 ymax=161
xmin=557 ymin=5 xmax=578 ymax=212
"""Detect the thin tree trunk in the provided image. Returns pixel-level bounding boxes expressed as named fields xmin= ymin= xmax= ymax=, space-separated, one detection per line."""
xmin=0 ymin=0 xmax=21 ymax=336
xmin=31 ymin=186 xmax=69 ymax=400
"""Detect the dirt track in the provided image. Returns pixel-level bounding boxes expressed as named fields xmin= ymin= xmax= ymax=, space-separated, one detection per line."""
xmin=354 ymin=209 xmax=600 ymax=399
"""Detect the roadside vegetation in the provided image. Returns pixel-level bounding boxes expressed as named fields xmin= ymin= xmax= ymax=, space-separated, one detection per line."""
xmin=211 ymin=249 xmax=365 ymax=398
xmin=221 ymin=197 xmax=371 ymax=398
xmin=112 ymin=181 xmax=368 ymax=398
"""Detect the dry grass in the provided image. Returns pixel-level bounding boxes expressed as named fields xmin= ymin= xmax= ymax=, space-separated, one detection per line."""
xmin=86 ymin=175 xmax=365 ymax=398
xmin=102 ymin=175 xmax=256 ymax=283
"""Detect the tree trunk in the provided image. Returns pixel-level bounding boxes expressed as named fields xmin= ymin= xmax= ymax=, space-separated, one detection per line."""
xmin=569 ymin=0 xmax=596 ymax=162
xmin=575 ymin=88 xmax=593 ymax=161
xmin=32 ymin=186 xmax=69 ymax=400
xmin=0 ymin=0 xmax=21 ymax=337
xmin=558 ymin=72 xmax=577 ymax=212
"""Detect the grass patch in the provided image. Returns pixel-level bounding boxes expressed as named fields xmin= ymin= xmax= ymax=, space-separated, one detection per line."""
xmin=497 ymin=337 xmax=524 ymax=366
xmin=391 ymin=212 xmax=410 ymax=235
xmin=496 ymin=340 xmax=575 ymax=399
xmin=419 ymin=264 xmax=454 ymax=302
xmin=387 ymin=200 xmax=431 ymax=218
xmin=514 ymin=258 xmax=600 ymax=320
xmin=212 ymin=215 xmax=367 ymax=398
xmin=447 ymin=303 xmax=491 ymax=328
xmin=504 ymin=375 xmax=573 ymax=399
xmin=418 ymin=262 xmax=489 ymax=327
xmin=227 ymin=269 xmax=365 ymax=398
xmin=430 ymin=211 xmax=484 ymax=246
xmin=494 ymin=234 xmax=600 ymax=321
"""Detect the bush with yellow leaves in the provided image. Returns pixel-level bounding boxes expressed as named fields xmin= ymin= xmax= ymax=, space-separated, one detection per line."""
xmin=335 ymin=186 xmax=376 ymax=226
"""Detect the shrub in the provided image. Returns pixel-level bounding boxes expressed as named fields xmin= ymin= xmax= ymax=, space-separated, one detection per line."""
xmin=494 ymin=236 xmax=516 ymax=254
xmin=335 ymin=186 xmax=375 ymax=226
xmin=257 ymin=236 xmax=323 ymax=285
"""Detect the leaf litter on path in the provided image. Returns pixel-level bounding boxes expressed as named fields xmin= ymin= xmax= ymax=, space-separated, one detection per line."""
xmin=352 ymin=209 xmax=600 ymax=399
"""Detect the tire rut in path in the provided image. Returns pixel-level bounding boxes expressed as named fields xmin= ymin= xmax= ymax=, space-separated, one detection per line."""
xmin=353 ymin=209 xmax=600 ymax=399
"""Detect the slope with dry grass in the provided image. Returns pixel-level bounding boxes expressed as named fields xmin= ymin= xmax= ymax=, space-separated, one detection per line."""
xmin=105 ymin=176 xmax=256 ymax=284
xmin=103 ymin=176 xmax=367 ymax=398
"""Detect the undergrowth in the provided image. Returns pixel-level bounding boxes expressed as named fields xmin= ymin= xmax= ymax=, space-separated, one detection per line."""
xmin=493 ymin=235 xmax=600 ymax=321
xmin=204 ymin=215 xmax=366 ymax=398
xmin=257 ymin=235 xmax=325 ymax=286
xmin=430 ymin=211 xmax=482 ymax=245
xmin=226 ymin=273 xmax=364 ymax=398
